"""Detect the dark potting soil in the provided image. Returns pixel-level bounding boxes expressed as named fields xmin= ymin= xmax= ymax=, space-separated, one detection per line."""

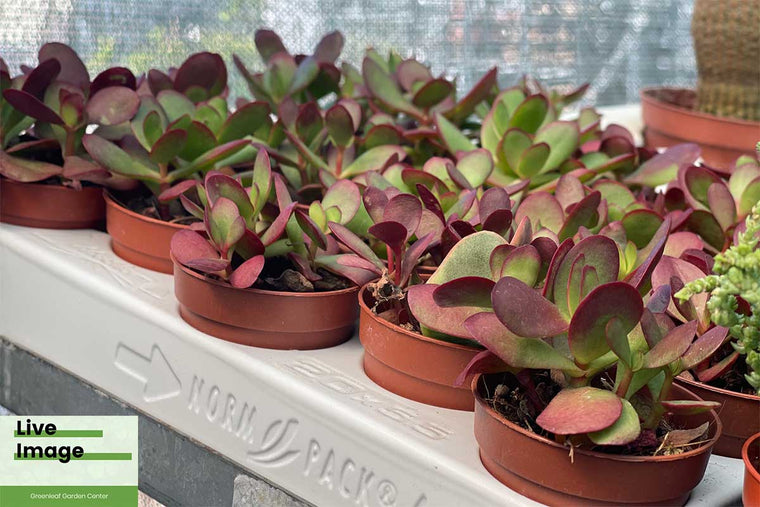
xmin=111 ymin=190 xmax=196 ymax=224
xmin=365 ymin=273 xmax=419 ymax=332
xmin=646 ymin=88 xmax=697 ymax=111
xmin=256 ymin=256 xmax=353 ymax=293
xmin=483 ymin=371 xmax=711 ymax=458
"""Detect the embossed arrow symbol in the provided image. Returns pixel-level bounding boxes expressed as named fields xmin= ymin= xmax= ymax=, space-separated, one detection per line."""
xmin=114 ymin=344 xmax=181 ymax=402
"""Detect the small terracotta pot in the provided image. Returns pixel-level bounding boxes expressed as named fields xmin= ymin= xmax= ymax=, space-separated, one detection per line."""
xmin=743 ymin=433 xmax=760 ymax=507
xmin=641 ymin=87 xmax=760 ymax=169
xmin=358 ymin=285 xmax=481 ymax=411
xmin=675 ymin=375 xmax=760 ymax=458
xmin=473 ymin=374 xmax=721 ymax=506
xmin=105 ymin=193 xmax=186 ymax=274
xmin=0 ymin=178 xmax=105 ymax=229
xmin=173 ymin=258 xmax=359 ymax=349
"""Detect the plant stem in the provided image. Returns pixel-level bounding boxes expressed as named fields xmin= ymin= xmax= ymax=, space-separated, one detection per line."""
xmin=615 ymin=365 xmax=633 ymax=398
xmin=64 ymin=128 xmax=76 ymax=157
xmin=515 ymin=370 xmax=544 ymax=413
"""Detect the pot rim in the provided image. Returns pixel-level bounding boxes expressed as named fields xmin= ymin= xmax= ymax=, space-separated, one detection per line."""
xmin=472 ymin=372 xmax=722 ymax=464
xmin=173 ymin=254 xmax=361 ymax=298
xmin=358 ymin=283 xmax=482 ymax=353
xmin=640 ymin=87 xmax=760 ymax=128
xmin=743 ymin=432 xmax=760 ymax=483
xmin=1 ymin=177 xmax=101 ymax=193
xmin=677 ymin=374 xmax=760 ymax=402
xmin=104 ymin=191 xmax=189 ymax=231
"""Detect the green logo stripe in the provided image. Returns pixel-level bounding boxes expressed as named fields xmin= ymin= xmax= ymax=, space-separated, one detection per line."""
xmin=14 ymin=430 xmax=103 ymax=438
xmin=0 ymin=485 xmax=137 ymax=506
xmin=14 ymin=453 xmax=132 ymax=461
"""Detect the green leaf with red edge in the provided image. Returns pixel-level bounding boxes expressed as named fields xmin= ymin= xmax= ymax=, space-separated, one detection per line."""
xmin=82 ymin=134 xmax=160 ymax=181
xmin=362 ymin=57 xmax=422 ymax=119
xmin=412 ymin=78 xmax=452 ymax=109
xmin=263 ymin=53 xmax=297 ymax=103
xmin=625 ymin=143 xmax=700 ymax=187
xmin=171 ymin=139 xmax=249 ymax=182
xmin=515 ymin=192 xmax=564 ymax=234
xmin=340 ymin=145 xmax=406 ymax=178
xmin=569 ymin=282 xmax=643 ymax=365
xmin=626 ymin=219 xmax=669 ymax=294
xmin=429 ymin=231 xmax=507 ymax=283
xmin=435 ymin=113 xmax=476 ymax=154
xmin=3 ymin=89 xmax=63 ymax=124
xmin=0 ymin=150 xmax=63 ymax=182
xmin=295 ymin=209 xmax=328 ymax=250
xmin=180 ymin=120 xmax=217 ymax=161
xmin=254 ymin=30 xmax=287 ymax=62
xmin=651 ymin=256 xmax=709 ymax=323
xmin=551 ymin=235 xmax=619 ymax=317
xmin=643 ymin=320 xmax=697 ymax=369
xmin=706 ymin=182 xmax=737 ymax=231
xmin=588 ymin=398 xmax=640 ymax=445
xmin=325 ymin=104 xmax=354 ymax=148
xmin=443 ymin=67 xmax=498 ymax=124
xmin=317 ymin=255 xmax=379 ymax=287
xmin=697 ymin=351 xmax=740 ymax=383
xmin=39 ymin=42 xmax=89 ymax=90
xmin=661 ymin=400 xmax=721 ymax=416
xmin=498 ymin=128 xmax=532 ymax=175
xmin=328 ymin=221 xmax=385 ymax=270
xmin=457 ymin=148 xmax=493 ymax=188
xmin=433 ymin=277 xmax=495 ymax=307
xmin=558 ymin=191 xmax=601 ymax=241
xmin=229 ymin=255 xmax=265 ymax=288
xmin=396 ymin=59 xmax=432 ymax=91
xmin=622 ymin=209 xmax=663 ymax=249
xmin=322 ymin=179 xmax=361 ymax=224
xmin=534 ymin=121 xmax=579 ymax=173
xmin=515 ymin=142 xmax=550 ymax=179
xmin=260 ymin=202 xmax=296 ymax=246
xmin=739 ymin=176 xmax=760 ymax=217
xmin=157 ymin=89 xmax=195 ymax=122
xmin=509 ymin=94 xmax=549 ymax=134
xmin=407 ymin=284 xmax=490 ymax=340
xmin=208 ymin=197 xmax=245 ymax=255
xmin=85 ymin=86 xmax=140 ymax=126
xmin=492 ymin=276 xmax=568 ymax=338
xmin=536 ymin=387 xmax=622 ymax=435
xmin=498 ymin=245 xmax=541 ymax=286
xmin=158 ymin=180 xmax=196 ymax=203
xmin=455 ymin=350 xmax=507 ymax=388
xmin=383 ymin=193 xmax=422 ymax=240
xmin=250 ymin=149 xmax=272 ymax=217
xmin=205 ymin=172 xmax=253 ymax=219
xmin=170 ymin=229 xmax=228 ymax=273
xmin=685 ymin=210 xmax=726 ymax=251
xmin=464 ymin=312 xmax=581 ymax=373
xmin=149 ymin=129 xmax=187 ymax=165
xmin=680 ymin=326 xmax=729 ymax=371
xmin=217 ymin=101 xmax=270 ymax=144
xmin=90 ymin=67 xmax=136 ymax=95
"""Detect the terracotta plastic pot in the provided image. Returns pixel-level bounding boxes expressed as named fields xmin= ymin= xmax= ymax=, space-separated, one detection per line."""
xmin=105 ymin=193 xmax=186 ymax=274
xmin=641 ymin=87 xmax=760 ymax=169
xmin=358 ymin=285 xmax=481 ymax=411
xmin=173 ymin=258 xmax=359 ymax=350
xmin=744 ymin=433 xmax=760 ymax=507
xmin=675 ymin=375 xmax=760 ymax=458
xmin=0 ymin=178 xmax=105 ymax=229
xmin=473 ymin=374 xmax=721 ymax=506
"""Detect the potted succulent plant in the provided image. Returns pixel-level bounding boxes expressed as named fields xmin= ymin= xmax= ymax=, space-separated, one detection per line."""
xmin=1 ymin=44 xmax=138 ymax=228
xmin=640 ymin=0 xmax=759 ymax=168
xmin=744 ymin=432 xmax=760 ymax=506
xmin=671 ymin=201 xmax=760 ymax=458
xmin=418 ymin=228 xmax=722 ymax=504
xmin=328 ymin=183 xmax=513 ymax=410
xmin=169 ymin=151 xmax=377 ymax=349
xmin=83 ymin=52 xmax=267 ymax=273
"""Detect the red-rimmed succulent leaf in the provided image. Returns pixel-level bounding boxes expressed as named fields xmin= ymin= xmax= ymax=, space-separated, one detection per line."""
xmin=443 ymin=67 xmax=497 ymax=124
xmin=412 ymin=78 xmax=452 ymax=109
xmin=457 ymin=148 xmax=493 ymax=188
xmin=158 ymin=180 xmax=197 ymax=203
xmin=172 ymin=139 xmax=249 ymax=181
xmin=660 ymin=400 xmax=721 ymax=416
xmin=625 ymin=143 xmax=701 ymax=187
xmin=533 ymin=121 xmax=579 ymax=172
xmin=149 ymin=129 xmax=187 ymax=165
xmin=558 ymin=191 xmax=601 ymax=241
xmin=317 ymin=255 xmax=379 ymax=287
xmin=38 ymin=42 xmax=89 ymax=90
xmin=295 ymin=209 xmax=328 ymax=250
xmin=174 ymin=52 xmax=227 ymax=98
xmin=568 ymin=282 xmax=643 ymax=365
xmin=254 ymin=30 xmax=288 ymax=62
xmin=171 ymin=229 xmax=227 ymax=272
xmin=325 ymin=104 xmax=355 ymax=148
xmin=85 ymin=86 xmax=140 ymax=126
xmin=328 ymin=221 xmax=385 ymax=270
xmin=3 ymin=89 xmax=63 ymax=124
xmin=0 ymin=150 xmax=63 ymax=182
xmin=680 ymin=326 xmax=730 ymax=371
xmin=217 ymin=101 xmax=270 ymax=144
xmin=362 ymin=57 xmax=423 ymax=119
xmin=536 ymin=387 xmax=623 ymax=435
xmin=697 ymin=351 xmax=740 ymax=383
xmin=685 ymin=209 xmax=727 ymax=252
xmin=341 ymin=145 xmax=406 ymax=178
xmin=622 ymin=209 xmax=663 ymax=249
xmin=82 ymin=134 xmax=159 ymax=181
xmin=664 ymin=231 xmax=704 ymax=258
xmin=369 ymin=221 xmax=407 ymax=254
xmin=90 ymin=67 xmax=136 ymax=95
xmin=706 ymin=181 xmax=737 ymax=231
xmin=588 ymin=398 xmax=640 ymax=445
xmin=322 ymin=179 xmax=361 ymax=224
xmin=464 ymin=312 xmax=580 ymax=372
xmin=260 ymin=202 xmax=296 ymax=246
xmin=204 ymin=172 xmax=253 ymax=219
xmin=625 ymin=218 xmax=670 ymax=293
xmin=235 ymin=228 xmax=266 ymax=259
xmin=515 ymin=192 xmax=564 ymax=234
xmin=433 ymin=277 xmax=495 ymax=307
xmin=313 ymin=31 xmax=344 ymax=63
xmin=21 ymin=58 xmax=60 ymax=98
xmin=208 ymin=197 xmax=245 ymax=254
xmin=383 ymin=193 xmax=422 ymax=240
xmin=399 ymin=233 xmax=435 ymax=285
xmin=492 ymin=277 xmax=568 ymax=338
xmin=454 ymin=349 xmax=507 ymax=387
xmin=407 ymin=284 xmax=490 ymax=339
xmin=496 ymin=244 xmax=541 ymax=286
xmin=229 ymin=255 xmax=265 ymax=288
xmin=651 ymin=256 xmax=708 ymax=323
xmin=642 ymin=320 xmax=697 ymax=369
xmin=509 ymin=94 xmax=549 ymax=134
xmin=435 ymin=113 xmax=476 ymax=154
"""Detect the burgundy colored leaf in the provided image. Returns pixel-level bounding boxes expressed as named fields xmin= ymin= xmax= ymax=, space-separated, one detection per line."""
xmin=260 ymin=202 xmax=296 ymax=246
xmin=255 ymin=30 xmax=288 ymax=62
xmin=647 ymin=284 xmax=672 ymax=313
xmin=170 ymin=229 xmax=224 ymax=269
xmin=229 ymin=255 xmax=265 ymax=288
xmin=492 ymin=277 xmax=568 ymax=338
xmin=696 ymin=351 xmax=739 ymax=383
xmin=681 ymin=326 xmax=730 ymax=370
xmin=39 ymin=42 xmax=89 ymax=90
xmin=21 ymin=58 xmax=60 ymax=98
xmin=3 ymin=88 xmax=63 ymax=124
xmin=407 ymin=284 xmax=491 ymax=339
xmin=328 ymin=222 xmax=385 ymax=270
xmin=416 ymin=184 xmax=445 ymax=223
xmin=90 ymin=67 xmax=137 ymax=95
xmin=369 ymin=221 xmax=408 ymax=254
xmin=642 ymin=320 xmax=697 ymax=369
xmin=295 ymin=209 xmax=328 ymax=251
xmin=174 ymin=52 xmax=227 ymax=97
xmin=399 ymin=233 xmax=435 ymax=285
xmin=433 ymin=277 xmax=495 ymax=307
xmin=454 ymin=350 xmax=507 ymax=387
xmin=158 ymin=180 xmax=196 ymax=203
xmin=382 ymin=193 xmax=422 ymax=240
xmin=363 ymin=185 xmax=389 ymax=223
xmin=558 ymin=191 xmax=601 ymax=241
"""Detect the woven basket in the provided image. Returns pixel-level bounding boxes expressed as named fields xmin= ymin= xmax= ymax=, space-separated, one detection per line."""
xmin=691 ymin=0 xmax=760 ymax=121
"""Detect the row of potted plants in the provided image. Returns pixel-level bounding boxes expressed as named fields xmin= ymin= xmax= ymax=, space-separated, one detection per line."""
xmin=1 ymin=35 xmax=758 ymax=505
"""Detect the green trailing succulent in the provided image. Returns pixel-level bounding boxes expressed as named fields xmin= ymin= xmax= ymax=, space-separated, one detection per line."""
xmin=676 ymin=202 xmax=760 ymax=394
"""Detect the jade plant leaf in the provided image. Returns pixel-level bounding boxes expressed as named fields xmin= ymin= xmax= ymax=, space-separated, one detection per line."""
xmin=625 ymin=143 xmax=700 ymax=187
xmin=85 ymin=86 xmax=140 ymax=126
xmin=229 ymin=255 xmax=265 ymax=289
xmin=433 ymin=277 xmax=495 ymax=308
xmin=588 ymin=398 xmax=640 ymax=445
xmin=362 ymin=57 xmax=422 ymax=119
xmin=660 ymin=400 xmax=720 ymax=415
xmin=533 ymin=121 xmax=579 ymax=173
xmin=428 ymin=231 xmax=508 ymax=284
xmin=82 ymin=134 xmax=159 ymax=181
xmin=170 ymin=229 xmax=228 ymax=273
xmin=642 ymin=320 xmax=698 ymax=369
xmin=680 ymin=326 xmax=729 ymax=371
xmin=208 ymin=197 xmax=246 ymax=255
xmin=407 ymin=284 xmax=490 ymax=340
xmin=492 ymin=277 xmax=568 ymax=338
xmin=535 ymin=387 xmax=622 ymax=435
xmin=340 ymin=145 xmax=406 ymax=178
xmin=435 ymin=113 xmax=475 ymax=154
xmin=0 ymin=150 xmax=63 ymax=182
